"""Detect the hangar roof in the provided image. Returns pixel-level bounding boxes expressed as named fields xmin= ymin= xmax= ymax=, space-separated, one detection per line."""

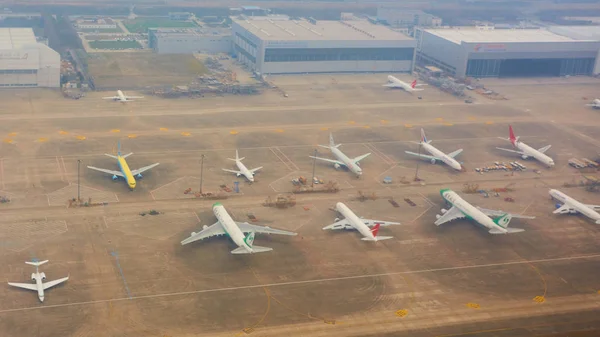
xmin=425 ymin=28 xmax=575 ymax=44
xmin=233 ymin=17 xmax=412 ymax=41
xmin=0 ymin=28 xmax=36 ymax=50
xmin=548 ymin=26 xmax=600 ymax=41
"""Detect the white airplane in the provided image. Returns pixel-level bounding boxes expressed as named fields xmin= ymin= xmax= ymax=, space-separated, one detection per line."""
xmin=102 ymin=90 xmax=144 ymax=103
xmin=435 ymin=189 xmax=535 ymax=234
xmin=181 ymin=202 xmax=297 ymax=254
xmin=497 ymin=125 xmax=554 ymax=167
xmin=549 ymin=189 xmax=600 ymax=224
xmin=585 ymin=99 xmax=600 ymax=109
xmin=382 ymin=75 xmax=426 ymax=92
xmin=8 ymin=260 xmax=69 ymax=302
xmin=323 ymin=202 xmax=400 ymax=241
xmin=222 ymin=150 xmax=263 ymax=182
xmin=309 ymin=133 xmax=371 ymax=177
xmin=405 ymin=128 xmax=463 ymax=171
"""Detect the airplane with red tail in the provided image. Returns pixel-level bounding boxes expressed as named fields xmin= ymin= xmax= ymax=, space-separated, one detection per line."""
xmin=323 ymin=202 xmax=401 ymax=241
xmin=496 ymin=125 xmax=554 ymax=167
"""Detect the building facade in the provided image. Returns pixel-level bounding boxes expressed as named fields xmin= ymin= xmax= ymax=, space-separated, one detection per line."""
xmin=148 ymin=28 xmax=232 ymax=54
xmin=415 ymin=27 xmax=600 ymax=78
xmin=75 ymin=18 xmax=117 ymax=30
xmin=377 ymin=8 xmax=442 ymax=28
xmin=0 ymin=28 xmax=60 ymax=88
xmin=232 ymin=16 xmax=416 ymax=75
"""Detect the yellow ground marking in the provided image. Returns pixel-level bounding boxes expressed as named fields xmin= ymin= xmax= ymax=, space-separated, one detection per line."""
xmin=435 ymin=117 xmax=444 ymax=122
xmin=528 ymin=264 xmax=547 ymax=304
xmin=275 ymin=129 xmax=285 ymax=133
xmin=159 ymin=127 xmax=169 ymax=131
xmin=533 ymin=296 xmax=545 ymax=303
xmin=363 ymin=125 xmax=371 ymax=129
xmin=110 ymin=129 xmax=120 ymax=133
xmin=7 ymin=132 xmax=17 ymax=137
xmin=348 ymin=120 xmax=356 ymax=125
xmin=59 ymin=130 xmax=68 ymax=135
xmin=468 ymin=116 xmax=477 ymax=121
xmin=597 ymin=290 xmax=600 ymax=295
xmin=320 ymin=127 xmax=329 ymax=131
xmin=485 ymin=121 xmax=494 ymax=125
xmin=128 ymin=134 xmax=137 ymax=139
xmin=230 ymin=130 xmax=239 ymax=135
xmin=466 ymin=302 xmax=480 ymax=309
xmin=3 ymin=139 xmax=13 ymax=144
xmin=75 ymin=135 xmax=86 ymax=141
xmin=180 ymin=132 xmax=191 ymax=137
xmin=404 ymin=124 xmax=413 ymax=128
xmin=395 ymin=309 xmax=408 ymax=317
xmin=380 ymin=120 xmax=388 ymax=124
xmin=38 ymin=138 xmax=48 ymax=142
xmin=444 ymin=123 xmax=454 ymax=126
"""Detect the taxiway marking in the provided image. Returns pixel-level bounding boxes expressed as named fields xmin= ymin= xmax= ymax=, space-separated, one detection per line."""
xmin=0 ymin=253 xmax=599 ymax=314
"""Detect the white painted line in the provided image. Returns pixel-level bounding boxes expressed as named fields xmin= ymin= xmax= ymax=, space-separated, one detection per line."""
xmin=275 ymin=147 xmax=300 ymax=171
xmin=0 ymin=253 xmax=599 ymax=314
xmin=61 ymin=156 xmax=70 ymax=184
xmin=0 ymin=158 xmax=4 ymax=190
xmin=269 ymin=147 xmax=293 ymax=171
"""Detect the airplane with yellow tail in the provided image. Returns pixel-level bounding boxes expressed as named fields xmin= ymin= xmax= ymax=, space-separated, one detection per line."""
xmin=87 ymin=141 xmax=159 ymax=190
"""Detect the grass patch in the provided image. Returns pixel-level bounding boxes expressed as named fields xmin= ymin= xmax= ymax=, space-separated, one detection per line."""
xmin=89 ymin=40 xmax=142 ymax=50
xmin=79 ymin=27 xmax=122 ymax=33
xmin=123 ymin=18 xmax=197 ymax=33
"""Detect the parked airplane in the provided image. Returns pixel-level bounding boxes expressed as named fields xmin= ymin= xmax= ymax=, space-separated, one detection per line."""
xmin=405 ymin=128 xmax=463 ymax=171
xmin=102 ymin=90 xmax=144 ymax=102
xmin=309 ymin=133 xmax=371 ymax=177
xmin=87 ymin=141 xmax=160 ymax=190
xmin=323 ymin=202 xmax=400 ymax=241
xmin=222 ymin=150 xmax=262 ymax=182
xmin=382 ymin=75 xmax=426 ymax=92
xmin=585 ymin=99 xmax=600 ymax=109
xmin=8 ymin=260 xmax=69 ymax=302
xmin=496 ymin=125 xmax=554 ymax=167
xmin=549 ymin=189 xmax=600 ymax=224
xmin=435 ymin=189 xmax=535 ymax=234
xmin=181 ymin=202 xmax=297 ymax=254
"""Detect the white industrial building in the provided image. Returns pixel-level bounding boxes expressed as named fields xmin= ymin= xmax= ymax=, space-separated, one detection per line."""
xmin=232 ymin=16 xmax=416 ymax=75
xmin=74 ymin=18 xmax=117 ymax=30
xmin=0 ymin=28 xmax=60 ymax=88
xmin=415 ymin=27 xmax=600 ymax=78
xmin=377 ymin=7 xmax=442 ymax=28
xmin=148 ymin=28 xmax=232 ymax=54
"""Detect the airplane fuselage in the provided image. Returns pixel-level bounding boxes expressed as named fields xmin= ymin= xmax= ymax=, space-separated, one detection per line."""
xmin=422 ymin=142 xmax=462 ymax=170
xmin=441 ymin=189 xmax=507 ymax=233
xmin=387 ymin=75 xmax=414 ymax=91
xmin=117 ymin=90 xmax=127 ymax=102
xmin=213 ymin=204 xmax=252 ymax=253
xmin=117 ymin=156 xmax=137 ymax=189
xmin=330 ymin=146 xmax=362 ymax=176
xmin=335 ymin=202 xmax=375 ymax=240
xmin=550 ymin=189 xmax=600 ymax=221
xmin=236 ymin=160 xmax=254 ymax=182
xmin=513 ymin=141 xmax=554 ymax=167
xmin=34 ymin=273 xmax=45 ymax=302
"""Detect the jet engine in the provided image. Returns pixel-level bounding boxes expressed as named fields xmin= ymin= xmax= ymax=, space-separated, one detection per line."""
xmin=41 ymin=272 xmax=46 ymax=280
xmin=191 ymin=232 xmax=197 ymax=236
xmin=440 ymin=208 xmax=448 ymax=214
xmin=137 ymin=173 xmax=143 ymax=179
xmin=334 ymin=217 xmax=340 ymax=222
xmin=203 ymin=225 xmax=208 ymax=230
xmin=236 ymin=173 xmax=242 ymax=177
xmin=436 ymin=214 xmax=442 ymax=219
xmin=31 ymin=273 xmax=36 ymax=281
xmin=521 ymin=155 xmax=528 ymax=160
xmin=334 ymin=163 xmax=341 ymax=170
xmin=112 ymin=175 xmax=118 ymax=180
xmin=430 ymin=158 xmax=437 ymax=165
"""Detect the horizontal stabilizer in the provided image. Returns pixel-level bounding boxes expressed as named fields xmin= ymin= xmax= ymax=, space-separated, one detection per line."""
xmin=596 ymin=220 xmax=600 ymax=225
xmin=122 ymin=152 xmax=133 ymax=158
xmin=228 ymin=157 xmax=244 ymax=161
xmin=25 ymin=260 xmax=48 ymax=267
xmin=489 ymin=228 xmax=525 ymax=234
xmin=230 ymin=246 xmax=272 ymax=254
xmin=361 ymin=236 xmax=394 ymax=241
xmin=104 ymin=154 xmax=118 ymax=159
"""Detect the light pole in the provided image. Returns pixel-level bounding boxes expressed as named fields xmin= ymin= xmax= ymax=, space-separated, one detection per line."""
xmin=77 ymin=159 xmax=81 ymax=201
xmin=414 ymin=143 xmax=421 ymax=182
xmin=311 ymin=149 xmax=317 ymax=187
xmin=199 ymin=154 xmax=205 ymax=194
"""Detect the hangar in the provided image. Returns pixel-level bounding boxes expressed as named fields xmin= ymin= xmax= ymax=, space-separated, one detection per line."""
xmin=232 ymin=16 xmax=416 ymax=75
xmin=415 ymin=27 xmax=600 ymax=78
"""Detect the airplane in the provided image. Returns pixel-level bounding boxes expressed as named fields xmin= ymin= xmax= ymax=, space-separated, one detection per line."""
xmin=222 ymin=150 xmax=262 ymax=182
xmin=435 ymin=188 xmax=535 ymax=234
xmin=585 ymin=99 xmax=600 ymax=109
xmin=309 ymin=133 xmax=371 ymax=177
xmin=496 ymin=125 xmax=554 ymax=167
xmin=382 ymin=75 xmax=426 ymax=92
xmin=405 ymin=128 xmax=463 ymax=171
xmin=323 ymin=202 xmax=400 ymax=241
xmin=87 ymin=141 xmax=160 ymax=190
xmin=181 ymin=202 xmax=297 ymax=254
xmin=102 ymin=90 xmax=144 ymax=103
xmin=549 ymin=189 xmax=600 ymax=224
xmin=8 ymin=260 xmax=69 ymax=302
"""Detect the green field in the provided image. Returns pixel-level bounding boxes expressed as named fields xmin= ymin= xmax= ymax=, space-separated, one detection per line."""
xmin=89 ymin=40 xmax=142 ymax=50
xmin=123 ymin=18 xmax=197 ymax=33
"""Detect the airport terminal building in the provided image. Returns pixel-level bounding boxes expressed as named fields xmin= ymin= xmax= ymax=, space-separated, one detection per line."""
xmin=415 ymin=27 xmax=600 ymax=78
xmin=0 ymin=28 xmax=60 ymax=87
xmin=232 ymin=16 xmax=416 ymax=74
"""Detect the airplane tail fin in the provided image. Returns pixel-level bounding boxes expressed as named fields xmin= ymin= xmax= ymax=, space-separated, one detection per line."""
xmin=26 ymin=260 xmax=48 ymax=267
xmin=420 ymin=128 xmax=431 ymax=144
xmin=493 ymin=213 xmax=512 ymax=228
xmin=411 ymin=80 xmax=417 ymax=88
xmin=508 ymin=125 xmax=519 ymax=144
xmin=244 ymin=232 xmax=255 ymax=248
xmin=329 ymin=133 xmax=336 ymax=147
xmin=117 ymin=140 xmax=122 ymax=156
xmin=370 ymin=223 xmax=381 ymax=237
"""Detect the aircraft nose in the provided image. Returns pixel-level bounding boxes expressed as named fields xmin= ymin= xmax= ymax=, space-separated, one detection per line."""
xmin=39 ymin=296 xmax=44 ymax=302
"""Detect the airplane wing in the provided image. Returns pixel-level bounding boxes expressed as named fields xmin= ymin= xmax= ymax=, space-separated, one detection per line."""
xmin=383 ymin=83 xmax=402 ymax=88
xmin=42 ymin=276 xmax=69 ymax=290
xmin=361 ymin=219 xmax=401 ymax=227
xmin=537 ymin=145 xmax=551 ymax=153
xmin=352 ymin=153 xmax=371 ymax=163
xmin=410 ymin=88 xmax=424 ymax=91
xmin=249 ymin=166 xmax=263 ymax=173
xmin=125 ymin=96 xmax=144 ymax=99
xmin=236 ymin=222 xmax=297 ymax=236
xmin=585 ymin=204 xmax=600 ymax=211
xmin=496 ymin=147 xmax=526 ymax=156
xmin=447 ymin=149 xmax=463 ymax=158
xmin=434 ymin=206 xmax=465 ymax=226
xmin=477 ymin=207 xmax=536 ymax=219
xmin=309 ymin=156 xmax=345 ymax=167
xmin=102 ymin=96 xmax=119 ymax=100
xmin=405 ymin=151 xmax=438 ymax=161
xmin=181 ymin=222 xmax=226 ymax=245
xmin=222 ymin=168 xmax=243 ymax=174
xmin=553 ymin=204 xmax=575 ymax=214
xmin=131 ymin=163 xmax=160 ymax=176
xmin=87 ymin=166 xmax=124 ymax=177
xmin=7 ymin=282 xmax=37 ymax=291
xmin=323 ymin=219 xmax=353 ymax=230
